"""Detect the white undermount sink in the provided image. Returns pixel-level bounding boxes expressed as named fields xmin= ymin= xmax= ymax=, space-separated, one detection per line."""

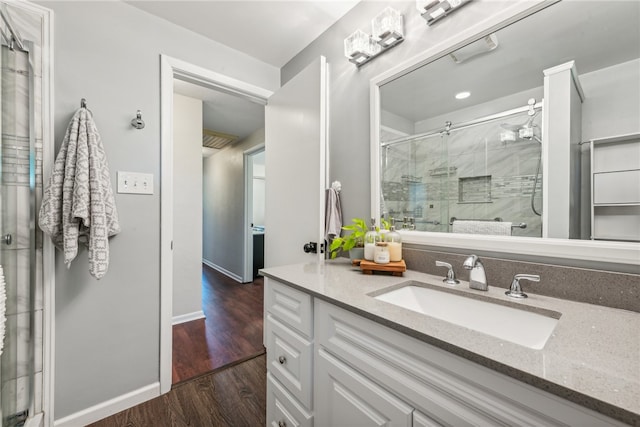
xmin=373 ymin=283 xmax=560 ymax=350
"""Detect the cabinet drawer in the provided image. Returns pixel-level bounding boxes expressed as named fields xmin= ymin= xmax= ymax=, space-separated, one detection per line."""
xmin=593 ymin=170 xmax=640 ymax=204
xmin=267 ymin=373 xmax=313 ymax=427
xmin=266 ymin=315 xmax=313 ymax=409
xmin=315 ymin=348 xmax=413 ymax=427
xmin=265 ymin=277 xmax=313 ymax=338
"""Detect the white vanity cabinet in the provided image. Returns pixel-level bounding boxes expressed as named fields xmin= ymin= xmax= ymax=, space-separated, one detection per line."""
xmin=264 ymin=278 xmax=314 ymax=427
xmin=265 ymin=277 xmax=628 ymax=427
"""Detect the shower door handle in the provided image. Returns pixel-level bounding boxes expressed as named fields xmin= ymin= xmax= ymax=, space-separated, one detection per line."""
xmin=2 ymin=234 xmax=11 ymax=245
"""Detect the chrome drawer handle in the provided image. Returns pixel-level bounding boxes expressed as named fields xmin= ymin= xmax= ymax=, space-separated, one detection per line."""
xmin=278 ymin=355 xmax=287 ymax=365
xmin=2 ymin=234 xmax=12 ymax=245
xmin=278 ymin=421 xmax=287 ymax=427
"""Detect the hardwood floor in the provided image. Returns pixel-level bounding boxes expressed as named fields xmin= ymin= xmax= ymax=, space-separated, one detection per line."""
xmin=172 ymin=265 xmax=265 ymax=384
xmin=88 ymin=354 xmax=266 ymax=427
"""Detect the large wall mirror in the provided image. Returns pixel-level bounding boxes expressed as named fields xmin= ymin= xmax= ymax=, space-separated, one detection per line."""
xmin=370 ymin=0 xmax=639 ymax=267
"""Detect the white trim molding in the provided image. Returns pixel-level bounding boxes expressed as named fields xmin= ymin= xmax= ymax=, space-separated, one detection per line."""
xmin=53 ymin=383 xmax=160 ymax=427
xmin=172 ymin=310 xmax=205 ymax=325
xmin=160 ymin=54 xmax=273 ymax=394
xmin=202 ymin=258 xmax=243 ymax=283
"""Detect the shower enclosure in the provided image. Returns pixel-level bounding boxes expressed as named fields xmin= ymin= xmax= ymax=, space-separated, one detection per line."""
xmin=381 ymin=101 xmax=543 ymax=238
xmin=0 ymin=3 xmax=48 ymax=426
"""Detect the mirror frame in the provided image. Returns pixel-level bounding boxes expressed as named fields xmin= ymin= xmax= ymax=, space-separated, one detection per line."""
xmin=370 ymin=0 xmax=639 ymax=268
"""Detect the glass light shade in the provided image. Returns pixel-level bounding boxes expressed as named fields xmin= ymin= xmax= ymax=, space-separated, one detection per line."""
xmin=416 ymin=0 xmax=446 ymax=14
xmin=344 ymin=29 xmax=381 ymax=64
xmin=371 ymin=7 xmax=404 ymax=47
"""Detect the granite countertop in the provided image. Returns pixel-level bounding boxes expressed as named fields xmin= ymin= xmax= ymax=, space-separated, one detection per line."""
xmin=260 ymin=259 xmax=640 ymax=426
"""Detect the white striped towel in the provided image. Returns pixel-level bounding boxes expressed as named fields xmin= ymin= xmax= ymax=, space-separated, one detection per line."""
xmin=38 ymin=108 xmax=121 ymax=279
xmin=452 ymin=220 xmax=512 ymax=236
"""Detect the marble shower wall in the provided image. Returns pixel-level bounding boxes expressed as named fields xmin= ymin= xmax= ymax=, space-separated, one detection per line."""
xmin=382 ymin=111 xmax=543 ymax=237
xmin=0 ymin=3 xmax=45 ymax=418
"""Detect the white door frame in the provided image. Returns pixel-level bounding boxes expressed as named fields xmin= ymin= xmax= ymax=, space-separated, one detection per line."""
xmin=243 ymin=145 xmax=265 ymax=282
xmin=159 ymin=55 xmax=273 ymax=393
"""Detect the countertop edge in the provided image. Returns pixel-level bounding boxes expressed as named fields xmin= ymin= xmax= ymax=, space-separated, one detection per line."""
xmin=261 ymin=270 xmax=640 ymax=426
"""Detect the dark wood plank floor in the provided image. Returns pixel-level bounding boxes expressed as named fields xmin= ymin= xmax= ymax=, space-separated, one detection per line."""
xmin=172 ymin=265 xmax=265 ymax=384
xmin=88 ymin=354 xmax=266 ymax=427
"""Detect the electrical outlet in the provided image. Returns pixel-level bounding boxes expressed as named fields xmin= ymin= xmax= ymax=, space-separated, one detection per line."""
xmin=117 ymin=171 xmax=154 ymax=195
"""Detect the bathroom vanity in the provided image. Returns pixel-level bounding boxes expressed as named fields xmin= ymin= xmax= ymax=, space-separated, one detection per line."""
xmin=262 ymin=259 xmax=639 ymax=426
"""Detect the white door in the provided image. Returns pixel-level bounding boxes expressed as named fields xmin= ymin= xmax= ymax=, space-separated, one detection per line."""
xmin=264 ymin=56 xmax=327 ymax=267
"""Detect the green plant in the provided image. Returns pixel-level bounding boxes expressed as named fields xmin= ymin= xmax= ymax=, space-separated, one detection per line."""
xmin=329 ymin=217 xmax=392 ymax=259
xmin=329 ymin=217 xmax=367 ymax=259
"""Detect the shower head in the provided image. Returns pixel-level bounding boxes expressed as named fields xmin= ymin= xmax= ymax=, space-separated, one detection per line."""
xmin=500 ymin=111 xmax=541 ymax=143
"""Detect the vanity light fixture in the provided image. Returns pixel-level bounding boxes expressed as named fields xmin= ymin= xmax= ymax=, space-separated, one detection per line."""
xmin=344 ymin=7 xmax=404 ymax=67
xmin=455 ymin=91 xmax=471 ymax=99
xmin=417 ymin=0 xmax=473 ymax=26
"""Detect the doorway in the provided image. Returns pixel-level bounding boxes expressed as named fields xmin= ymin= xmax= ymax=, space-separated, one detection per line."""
xmin=159 ymin=55 xmax=273 ymax=392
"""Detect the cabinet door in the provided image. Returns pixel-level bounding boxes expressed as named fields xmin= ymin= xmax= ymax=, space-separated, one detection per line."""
xmin=414 ymin=411 xmax=444 ymax=427
xmin=315 ymin=348 xmax=413 ymax=427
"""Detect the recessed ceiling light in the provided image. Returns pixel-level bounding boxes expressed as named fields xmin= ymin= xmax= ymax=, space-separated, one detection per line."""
xmin=455 ymin=91 xmax=471 ymax=100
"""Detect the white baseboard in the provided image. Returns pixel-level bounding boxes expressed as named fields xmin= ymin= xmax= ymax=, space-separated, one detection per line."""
xmin=202 ymin=259 xmax=243 ymax=283
xmin=25 ymin=412 xmax=43 ymax=427
xmin=172 ymin=310 xmax=205 ymax=325
xmin=54 ymin=382 xmax=160 ymax=427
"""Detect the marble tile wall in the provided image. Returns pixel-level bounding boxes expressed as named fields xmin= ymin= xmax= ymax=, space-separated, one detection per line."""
xmin=0 ymin=5 xmax=45 ymax=418
xmin=381 ymin=111 xmax=544 ymax=237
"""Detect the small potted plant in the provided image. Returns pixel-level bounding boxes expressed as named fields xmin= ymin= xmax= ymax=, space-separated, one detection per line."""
xmin=329 ymin=218 xmax=391 ymax=260
xmin=329 ymin=217 xmax=367 ymax=260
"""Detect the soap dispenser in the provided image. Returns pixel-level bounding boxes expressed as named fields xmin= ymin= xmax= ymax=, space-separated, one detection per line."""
xmin=385 ymin=220 xmax=402 ymax=262
xmin=364 ymin=218 xmax=379 ymax=261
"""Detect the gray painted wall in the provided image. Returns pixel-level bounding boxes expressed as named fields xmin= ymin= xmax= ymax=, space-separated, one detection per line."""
xmin=41 ymin=1 xmax=278 ymax=419
xmin=172 ymin=94 xmax=203 ymax=319
xmin=282 ymin=0 xmax=516 ymax=225
xmin=203 ymin=128 xmax=265 ymax=280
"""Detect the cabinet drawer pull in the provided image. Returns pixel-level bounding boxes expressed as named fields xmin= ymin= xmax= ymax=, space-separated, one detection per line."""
xmin=278 ymin=355 xmax=287 ymax=364
xmin=278 ymin=421 xmax=286 ymax=427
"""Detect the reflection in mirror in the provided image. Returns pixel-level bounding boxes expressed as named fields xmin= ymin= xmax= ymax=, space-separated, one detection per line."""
xmin=378 ymin=0 xmax=639 ymax=241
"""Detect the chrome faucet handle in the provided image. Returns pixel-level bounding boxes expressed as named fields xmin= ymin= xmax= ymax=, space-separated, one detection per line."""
xmin=435 ymin=261 xmax=459 ymax=285
xmin=506 ymin=274 xmax=540 ymax=299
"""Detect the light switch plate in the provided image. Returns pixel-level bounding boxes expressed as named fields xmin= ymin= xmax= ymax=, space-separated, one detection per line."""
xmin=117 ymin=171 xmax=154 ymax=195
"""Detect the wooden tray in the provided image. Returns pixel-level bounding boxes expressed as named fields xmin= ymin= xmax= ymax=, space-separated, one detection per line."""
xmin=359 ymin=259 xmax=406 ymax=276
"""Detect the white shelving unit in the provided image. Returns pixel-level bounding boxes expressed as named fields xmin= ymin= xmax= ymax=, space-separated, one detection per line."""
xmin=589 ymin=133 xmax=640 ymax=241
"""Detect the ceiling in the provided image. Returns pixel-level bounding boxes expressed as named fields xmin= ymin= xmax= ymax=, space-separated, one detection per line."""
xmin=380 ymin=1 xmax=640 ymax=127
xmin=126 ymin=0 xmax=360 ymax=68
xmin=128 ymin=0 xmax=360 ymax=153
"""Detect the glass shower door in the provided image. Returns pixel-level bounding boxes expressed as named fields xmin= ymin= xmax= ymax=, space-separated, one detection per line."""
xmin=0 ymin=40 xmax=35 ymax=427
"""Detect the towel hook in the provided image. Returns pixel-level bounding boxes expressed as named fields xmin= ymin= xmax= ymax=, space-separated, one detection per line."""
xmin=80 ymin=98 xmax=87 ymax=109
xmin=131 ymin=110 xmax=145 ymax=130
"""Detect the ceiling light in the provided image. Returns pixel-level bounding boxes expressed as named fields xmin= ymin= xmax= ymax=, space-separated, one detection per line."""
xmin=344 ymin=8 xmax=404 ymax=67
xmin=416 ymin=0 xmax=473 ymax=26
xmin=455 ymin=91 xmax=471 ymax=99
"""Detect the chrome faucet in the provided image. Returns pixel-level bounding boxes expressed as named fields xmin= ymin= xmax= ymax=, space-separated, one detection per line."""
xmin=506 ymin=274 xmax=540 ymax=299
xmin=463 ymin=255 xmax=488 ymax=291
xmin=435 ymin=261 xmax=459 ymax=285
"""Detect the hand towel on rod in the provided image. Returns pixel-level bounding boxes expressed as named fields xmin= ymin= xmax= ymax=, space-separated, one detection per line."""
xmin=39 ymin=108 xmax=121 ymax=279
